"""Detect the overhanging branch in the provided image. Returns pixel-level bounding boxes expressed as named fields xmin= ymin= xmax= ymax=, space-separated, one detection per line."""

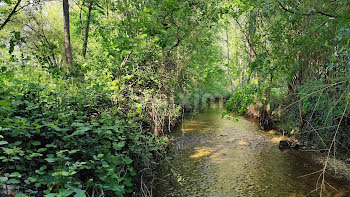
xmin=277 ymin=1 xmax=337 ymax=18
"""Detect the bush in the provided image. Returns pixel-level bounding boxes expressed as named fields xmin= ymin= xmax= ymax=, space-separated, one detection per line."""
xmin=0 ymin=66 xmax=166 ymax=196
xmin=225 ymin=85 xmax=256 ymax=115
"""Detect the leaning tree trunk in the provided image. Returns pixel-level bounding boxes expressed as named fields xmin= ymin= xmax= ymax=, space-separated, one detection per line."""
xmin=82 ymin=2 xmax=93 ymax=58
xmin=63 ymin=0 xmax=73 ymax=70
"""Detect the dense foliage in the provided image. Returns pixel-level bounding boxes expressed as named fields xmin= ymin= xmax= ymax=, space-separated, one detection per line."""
xmin=1 ymin=0 xmax=350 ymax=196
xmin=223 ymin=0 xmax=350 ymax=150
xmin=0 ymin=65 xmax=167 ymax=196
xmin=0 ymin=0 xmax=229 ymax=196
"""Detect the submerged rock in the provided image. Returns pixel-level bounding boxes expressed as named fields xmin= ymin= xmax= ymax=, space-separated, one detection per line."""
xmin=279 ymin=140 xmax=302 ymax=150
xmin=279 ymin=140 xmax=291 ymax=150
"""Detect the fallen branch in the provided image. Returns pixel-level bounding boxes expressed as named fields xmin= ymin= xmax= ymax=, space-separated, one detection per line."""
xmin=319 ymin=99 xmax=349 ymax=195
xmin=278 ymin=80 xmax=347 ymax=115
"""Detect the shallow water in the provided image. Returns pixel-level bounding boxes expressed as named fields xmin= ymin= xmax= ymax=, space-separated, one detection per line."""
xmin=155 ymin=102 xmax=350 ymax=197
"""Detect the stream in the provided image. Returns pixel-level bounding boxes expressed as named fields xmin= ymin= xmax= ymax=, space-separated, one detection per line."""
xmin=155 ymin=102 xmax=350 ymax=197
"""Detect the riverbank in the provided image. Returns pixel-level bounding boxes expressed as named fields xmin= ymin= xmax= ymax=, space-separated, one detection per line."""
xmin=245 ymin=103 xmax=350 ymax=185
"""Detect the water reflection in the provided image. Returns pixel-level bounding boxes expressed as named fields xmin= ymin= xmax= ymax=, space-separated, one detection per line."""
xmin=155 ymin=103 xmax=350 ymax=197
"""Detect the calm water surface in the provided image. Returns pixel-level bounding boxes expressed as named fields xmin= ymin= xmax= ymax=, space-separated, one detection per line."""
xmin=155 ymin=103 xmax=350 ymax=197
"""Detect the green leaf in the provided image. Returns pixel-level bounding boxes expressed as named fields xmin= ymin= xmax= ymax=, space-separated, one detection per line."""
xmin=71 ymin=122 xmax=85 ymax=127
xmin=68 ymin=149 xmax=80 ymax=154
xmin=15 ymin=193 xmax=28 ymax=197
xmin=37 ymin=148 xmax=47 ymax=152
xmin=45 ymin=158 xmax=56 ymax=163
xmin=52 ymin=171 xmax=70 ymax=177
xmin=0 ymin=100 xmax=10 ymax=108
xmin=45 ymin=143 xmax=57 ymax=148
xmin=124 ymin=157 xmax=133 ymax=165
xmin=4 ymin=0 xmax=12 ymax=5
xmin=58 ymin=189 xmax=74 ymax=196
xmin=39 ymin=165 xmax=47 ymax=171
xmin=31 ymin=141 xmax=41 ymax=146
xmin=97 ymin=153 xmax=104 ymax=158
xmin=70 ymin=127 xmax=90 ymax=137
xmin=0 ymin=141 xmax=8 ymax=146
xmin=0 ymin=177 xmax=8 ymax=183
xmin=66 ymin=185 xmax=86 ymax=197
xmin=116 ymin=141 xmax=125 ymax=150
xmin=27 ymin=176 xmax=38 ymax=183
xmin=7 ymin=178 xmax=20 ymax=184
xmin=9 ymin=172 xmax=21 ymax=178
xmin=74 ymin=191 xmax=86 ymax=197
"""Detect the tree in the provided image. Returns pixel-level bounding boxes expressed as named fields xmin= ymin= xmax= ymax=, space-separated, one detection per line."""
xmin=63 ymin=0 xmax=73 ymax=69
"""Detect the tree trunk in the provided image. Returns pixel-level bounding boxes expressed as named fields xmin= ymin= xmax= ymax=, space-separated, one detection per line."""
xmin=79 ymin=1 xmax=84 ymax=38
xmin=82 ymin=3 xmax=93 ymax=58
xmin=241 ymin=67 xmax=245 ymax=88
xmin=106 ymin=0 xmax=109 ymax=17
xmin=63 ymin=0 xmax=73 ymax=70
xmin=226 ymin=25 xmax=234 ymax=92
xmin=260 ymin=73 xmax=273 ymax=130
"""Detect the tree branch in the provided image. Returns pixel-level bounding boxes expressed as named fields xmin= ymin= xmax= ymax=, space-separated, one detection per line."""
xmin=234 ymin=18 xmax=257 ymax=57
xmin=277 ymin=1 xmax=337 ymax=18
xmin=0 ymin=0 xmax=22 ymax=31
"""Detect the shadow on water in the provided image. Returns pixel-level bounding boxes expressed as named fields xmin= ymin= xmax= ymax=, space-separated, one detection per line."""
xmin=155 ymin=102 xmax=350 ymax=197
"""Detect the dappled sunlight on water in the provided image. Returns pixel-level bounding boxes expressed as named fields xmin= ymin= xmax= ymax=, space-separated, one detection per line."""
xmin=269 ymin=135 xmax=289 ymax=143
xmin=181 ymin=128 xmax=194 ymax=132
xmin=190 ymin=147 xmax=215 ymax=159
xmin=237 ymin=140 xmax=250 ymax=145
xmin=155 ymin=103 xmax=350 ymax=197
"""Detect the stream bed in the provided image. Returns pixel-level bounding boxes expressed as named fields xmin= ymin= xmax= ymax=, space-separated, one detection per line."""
xmin=155 ymin=102 xmax=350 ymax=197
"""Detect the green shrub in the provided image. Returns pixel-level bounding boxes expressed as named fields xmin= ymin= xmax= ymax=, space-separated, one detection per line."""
xmin=0 ymin=66 xmax=166 ymax=196
xmin=225 ymin=85 xmax=256 ymax=115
